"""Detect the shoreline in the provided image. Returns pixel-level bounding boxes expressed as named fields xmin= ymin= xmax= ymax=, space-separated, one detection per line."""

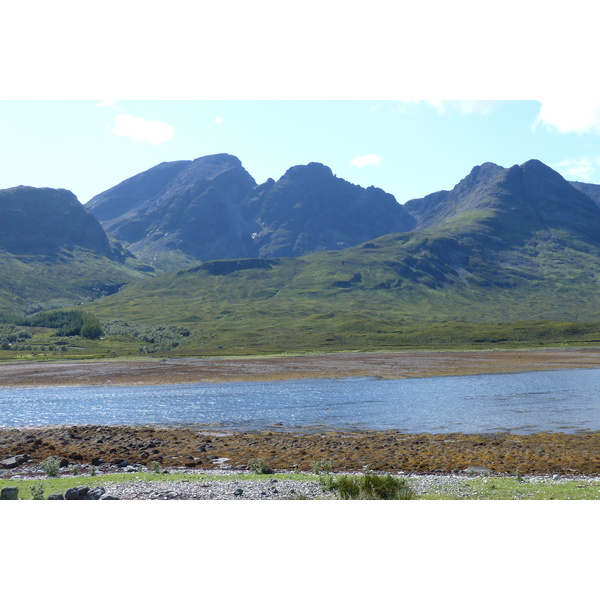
xmin=1 ymin=347 xmax=600 ymax=388
xmin=2 ymin=424 xmax=600 ymax=476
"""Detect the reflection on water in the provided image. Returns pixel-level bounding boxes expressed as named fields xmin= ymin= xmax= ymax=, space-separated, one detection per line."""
xmin=0 ymin=368 xmax=599 ymax=434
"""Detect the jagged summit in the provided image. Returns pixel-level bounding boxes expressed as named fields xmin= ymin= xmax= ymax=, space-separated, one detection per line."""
xmin=87 ymin=154 xmax=415 ymax=268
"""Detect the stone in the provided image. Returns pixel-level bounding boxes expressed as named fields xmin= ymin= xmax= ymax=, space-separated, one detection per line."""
xmin=464 ymin=466 xmax=491 ymax=476
xmin=83 ymin=487 xmax=106 ymax=500
xmin=100 ymin=495 xmax=119 ymax=500
xmin=65 ymin=485 xmax=90 ymax=500
xmin=47 ymin=493 xmax=65 ymax=500
xmin=1 ymin=454 xmax=30 ymax=469
xmin=59 ymin=458 xmax=69 ymax=468
xmin=91 ymin=457 xmax=104 ymax=466
xmin=1 ymin=487 xmax=19 ymax=500
xmin=233 ymin=488 xmax=243 ymax=496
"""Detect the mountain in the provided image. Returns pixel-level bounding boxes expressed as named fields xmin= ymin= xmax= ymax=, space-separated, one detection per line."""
xmin=87 ymin=154 xmax=414 ymax=270
xmin=0 ymin=186 xmax=152 ymax=313
xmin=88 ymin=159 xmax=600 ymax=349
xmin=570 ymin=180 xmax=600 ymax=209
xmin=243 ymin=162 xmax=414 ymax=257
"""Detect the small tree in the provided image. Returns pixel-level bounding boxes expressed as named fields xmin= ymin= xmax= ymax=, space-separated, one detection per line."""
xmin=81 ymin=313 xmax=103 ymax=340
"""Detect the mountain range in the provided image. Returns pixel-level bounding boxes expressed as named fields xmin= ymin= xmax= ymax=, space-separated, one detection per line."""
xmin=2 ymin=154 xmax=600 ymax=332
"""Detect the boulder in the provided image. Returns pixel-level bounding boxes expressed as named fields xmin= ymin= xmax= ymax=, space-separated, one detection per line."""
xmin=65 ymin=486 xmax=89 ymax=500
xmin=47 ymin=493 xmax=65 ymax=500
xmin=0 ymin=487 xmax=19 ymax=500
xmin=83 ymin=487 xmax=106 ymax=500
xmin=0 ymin=454 xmax=30 ymax=469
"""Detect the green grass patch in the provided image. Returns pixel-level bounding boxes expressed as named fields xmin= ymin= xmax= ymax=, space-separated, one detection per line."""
xmin=4 ymin=471 xmax=599 ymax=500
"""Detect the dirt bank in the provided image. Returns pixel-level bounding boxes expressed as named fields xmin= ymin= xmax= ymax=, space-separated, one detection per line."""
xmin=1 ymin=347 xmax=600 ymax=387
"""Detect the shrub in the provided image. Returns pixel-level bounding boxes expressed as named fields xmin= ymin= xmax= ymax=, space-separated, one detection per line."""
xmin=312 ymin=459 xmax=334 ymax=475
xmin=248 ymin=458 xmax=273 ymax=474
xmin=335 ymin=473 xmax=414 ymax=500
xmin=30 ymin=483 xmax=45 ymax=500
xmin=40 ymin=457 xmax=60 ymax=478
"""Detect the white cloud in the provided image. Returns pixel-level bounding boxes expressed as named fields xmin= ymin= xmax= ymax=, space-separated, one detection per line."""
xmin=96 ymin=100 xmax=120 ymax=110
xmin=534 ymin=100 xmax=600 ymax=134
xmin=214 ymin=116 xmax=224 ymax=124
xmin=553 ymin=156 xmax=600 ymax=181
xmin=110 ymin=114 xmax=175 ymax=145
xmin=394 ymin=100 xmax=503 ymax=116
xmin=350 ymin=154 xmax=382 ymax=168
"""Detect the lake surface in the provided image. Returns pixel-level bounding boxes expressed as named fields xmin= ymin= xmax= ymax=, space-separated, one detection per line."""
xmin=1 ymin=368 xmax=600 ymax=434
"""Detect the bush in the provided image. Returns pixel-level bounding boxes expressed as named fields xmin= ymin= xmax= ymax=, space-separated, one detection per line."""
xmin=30 ymin=483 xmax=45 ymax=500
xmin=334 ymin=473 xmax=414 ymax=500
xmin=40 ymin=457 xmax=60 ymax=478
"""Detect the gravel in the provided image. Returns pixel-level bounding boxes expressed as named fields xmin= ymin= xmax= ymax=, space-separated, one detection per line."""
xmin=5 ymin=465 xmax=600 ymax=500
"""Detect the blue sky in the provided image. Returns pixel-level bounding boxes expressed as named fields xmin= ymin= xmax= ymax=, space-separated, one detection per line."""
xmin=2 ymin=99 xmax=600 ymax=205
xmin=1 ymin=1 xmax=599 ymax=207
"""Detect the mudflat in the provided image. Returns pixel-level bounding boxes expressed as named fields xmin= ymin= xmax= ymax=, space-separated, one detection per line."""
xmin=1 ymin=347 xmax=600 ymax=388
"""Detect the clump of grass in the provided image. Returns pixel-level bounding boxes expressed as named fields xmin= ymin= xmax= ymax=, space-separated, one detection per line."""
xmin=151 ymin=461 xmax=162 ymax=474
xmin=248 ymin=457 xmax=273 ymax=474
xmin=30 ymin=482 xmax=45 ymax=500
xmin=335 ymin=473 xmax=415 ymax=500
xmin=312 ymin=459 xmax=334 ymax=475
xmin=40 ymin=457 xmax=60 ymax=478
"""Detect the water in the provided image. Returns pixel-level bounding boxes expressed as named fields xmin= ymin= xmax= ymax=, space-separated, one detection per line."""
xmin=1 ymin=368 xmax=600 ymax=434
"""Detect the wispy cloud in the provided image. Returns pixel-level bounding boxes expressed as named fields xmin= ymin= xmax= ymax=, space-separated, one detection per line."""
xmin=553 ymin=156 xmax=600 ymax=181
xmin=534 ymin=100 xmax=600 ymax=134
xmin=96 ymin=100 xmax=121 ymax=110
xmin=350 ymin=154 xmax=382 ymax=168
xmin=394 ymin=100 xmax=503 ymax=116
xmin=110 ymin=114 xmax=175 ymax=145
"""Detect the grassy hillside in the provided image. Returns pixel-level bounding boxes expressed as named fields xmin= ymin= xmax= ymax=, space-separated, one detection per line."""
xmin=81 ymin=221 xmax=600 ymax=354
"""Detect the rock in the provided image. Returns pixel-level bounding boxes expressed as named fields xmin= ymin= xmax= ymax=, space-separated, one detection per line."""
xmin=464 ymin=466 xmax=491 ymax=476
xmin=59 ymin=458 xmax=69 ymax=468
xmin=233 ymin=488 xmax=243 ymax=496
xmin=83 ymin=487 xmax=106 ymax=500
xmin=100 ymin=495 xmax=120 ymax=500
xmin=0 ymin=487 xmax=19 ymax=500
xmin=91 ymin=458 xmax=104 ymax=466
xmin=1 ymin=454 xmax=30 ymax=469
xmin=65 ymin=486 xmax=89 ymax=500
xmin=47 ymin=493 xmax=65 ymax=500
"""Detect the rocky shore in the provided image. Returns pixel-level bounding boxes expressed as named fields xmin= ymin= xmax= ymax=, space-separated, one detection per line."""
xmin=2 ymin=424 xmax=600 ymax=478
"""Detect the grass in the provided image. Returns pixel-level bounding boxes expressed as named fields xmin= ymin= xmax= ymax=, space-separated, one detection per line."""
xmin=3 ymin=470 xmax=600 ymax=500
xmin=414 ymin=475 xmax=600 ymax=500
xmin=2 ymin=317 xmax=600 ymax=362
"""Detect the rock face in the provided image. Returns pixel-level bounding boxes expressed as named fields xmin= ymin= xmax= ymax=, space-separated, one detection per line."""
xmin=87 ymin=154 xmax=415 ymax=269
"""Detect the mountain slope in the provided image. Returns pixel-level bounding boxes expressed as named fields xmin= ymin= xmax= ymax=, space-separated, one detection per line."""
xmin=0 ymin=186 xmax=152 ymax=313
xmin=87 ymin=154 xmax=414 ymax=269
xmin=88 ymin=159 xmax=600 ymax=342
